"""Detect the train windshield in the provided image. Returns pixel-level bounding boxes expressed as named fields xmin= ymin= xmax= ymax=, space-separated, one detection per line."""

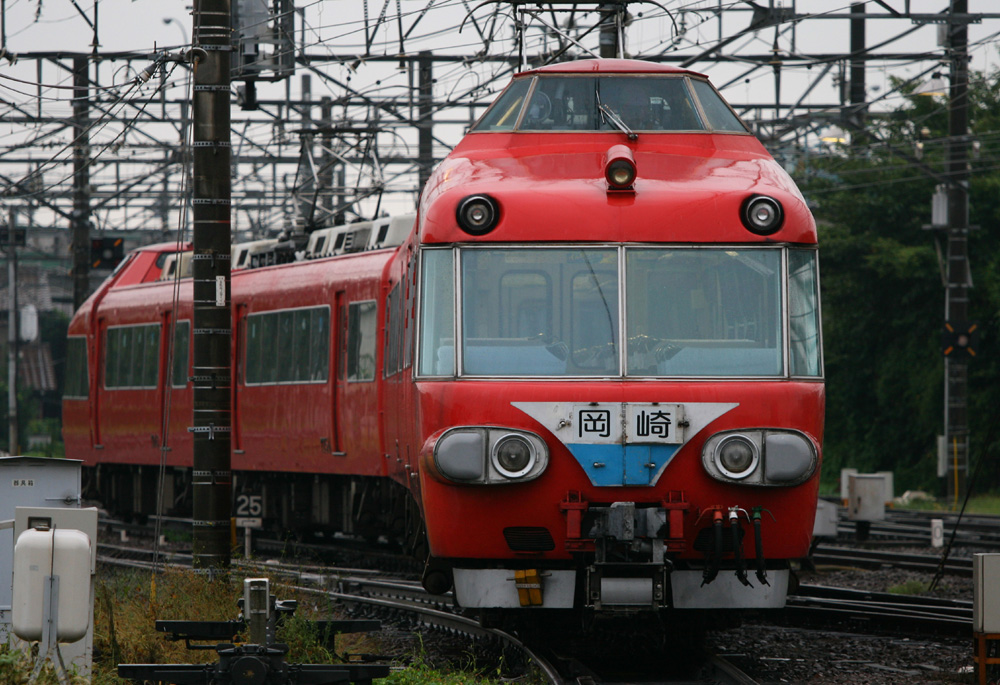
xmin=419 ymin=246 xmax=822 ymax=379
xmin=472 ymin=75 xmax=747 ymax=133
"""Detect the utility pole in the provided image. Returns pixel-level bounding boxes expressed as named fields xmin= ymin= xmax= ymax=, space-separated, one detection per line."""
xmin=417 ymin=51 xmax=434 ymax=196
xmin=848 ymin=3 xmax=868 ymax=143
xmin=944 ymin=0 xmax=971 ymax=504
xmin=6 ymin=208 xmax=17 ymax=456
xmin=190 ymin=0 xmax=233 ymax=571
xmin=71 ymin=56 xmax=91 ymax=311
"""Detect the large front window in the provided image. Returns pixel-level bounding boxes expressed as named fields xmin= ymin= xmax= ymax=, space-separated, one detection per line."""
xmin=418 ymin=246 xmax=821 ymax=379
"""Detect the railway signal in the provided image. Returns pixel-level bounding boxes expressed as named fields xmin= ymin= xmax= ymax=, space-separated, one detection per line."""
xmin=942 ymin=321 xmax=979 ymax=359
xmin=89 ymin=237 xmax=124 ymax=269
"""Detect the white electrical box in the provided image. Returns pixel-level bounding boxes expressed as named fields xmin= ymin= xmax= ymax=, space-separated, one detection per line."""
xmin=12 ymin=528 xmax=93 ymax=643
xmin=974 ymin=554 xmax=1000 ymax=633
xmin=812 ymin=498 xmax=839 ymax=538
xmin=847 ymin=474 xmax=886 ymax=522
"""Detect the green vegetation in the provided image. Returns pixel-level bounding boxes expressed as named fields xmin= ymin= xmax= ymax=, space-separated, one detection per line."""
xmin=887 ymin=579 xmax=932 ymax=595
xmin=799 ymin=64 xmax=1000 ymax=496
xmin=0 ymin=568 xmax=506 ymax=684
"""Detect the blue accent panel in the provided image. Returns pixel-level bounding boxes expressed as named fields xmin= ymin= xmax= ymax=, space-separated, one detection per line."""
xmin=624 ymin=444 xmax=680 ymax=485
xmin=567 ymin=443 xmax=681 ymax=486
xmin=566 ymin=444 xmax=625 ymax=486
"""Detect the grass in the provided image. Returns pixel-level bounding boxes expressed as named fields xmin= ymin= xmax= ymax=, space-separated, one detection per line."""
xmin=0 ymin=567 xmax=506 ymax=684
xmin=887 ymin=579 xmax=931 ymax=595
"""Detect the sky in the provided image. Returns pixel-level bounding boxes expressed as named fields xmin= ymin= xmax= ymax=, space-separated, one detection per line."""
xmin=1 ymin=0 xmax=999 ymax=234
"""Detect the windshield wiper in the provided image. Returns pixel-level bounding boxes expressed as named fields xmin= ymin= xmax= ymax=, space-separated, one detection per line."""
xmin=597 ymin=92 xmax=637 ymax=141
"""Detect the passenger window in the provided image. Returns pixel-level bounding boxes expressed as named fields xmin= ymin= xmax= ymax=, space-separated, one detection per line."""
xmin=348 ymin=301 xmax=377 ymax=382
xmin=171 ymin=321 xmax=190 ymax=387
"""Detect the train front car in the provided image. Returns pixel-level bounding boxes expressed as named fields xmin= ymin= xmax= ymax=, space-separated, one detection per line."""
xmin=412 ymin=60 xmax=823 ymax=617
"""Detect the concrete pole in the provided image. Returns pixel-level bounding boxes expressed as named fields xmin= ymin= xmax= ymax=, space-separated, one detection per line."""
xmin=191 ymin=0 xmax=233 ymax=571
xmin=7 ymin=208 xmax=16 ymax=456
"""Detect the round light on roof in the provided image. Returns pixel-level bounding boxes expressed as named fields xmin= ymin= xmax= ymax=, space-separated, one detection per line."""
xmin=740 ymin=195 xmax=784 ymax=235
xmin=456 ymin=195 xmax=500 ymax=235
xmin=606 ymin=159 xmax=636 ymax=188
xmin=604 ymin=144 xmax=637 ymax=191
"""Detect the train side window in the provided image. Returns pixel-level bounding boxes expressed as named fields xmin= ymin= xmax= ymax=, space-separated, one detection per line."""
xmin=171 ymin=321 xmax=190 ymax=387
xmin=309 ymin=308 xmax=330 ymax=381
xmin=105 ymin=324 xmax=160 ymax=389
xmin=244 ymin=307 xmax=330 ymax=385
xmin=384 ymin=282 xmax=403 ymax=378
xmin=417 ymin=249 xmax=455 ymax=376
xmin=347 ymin=301 xmax=377 ymax=382
xmin=291 ymin=309 xmax=311 ymax=382
xmin=65 ymin=337 xmax=89 ymax=399
xmin=260 ymin=313 xmax=279 ymax=383
xmin=789 ymin=250 xmax=823 ymax=377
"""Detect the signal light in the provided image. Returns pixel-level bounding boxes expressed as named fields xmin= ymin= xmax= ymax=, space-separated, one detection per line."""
xmin=91 ymin=237 xmax=124 ymax=269
xmin=740 ymin=195 xmax=784 ymax=235
xmin=604 ymin=144 xmax=636 ymax=191
xmin=942 ymin=321 xmax=979 ymax=358
xmin=456 ymin=194 xmax=500 ymax=235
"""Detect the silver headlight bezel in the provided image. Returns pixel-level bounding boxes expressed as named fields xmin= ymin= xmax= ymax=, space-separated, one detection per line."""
xmin=433 ymin=426 xmax=549 ymax=484
xmin=702 ymin=429 xmax=817 ymax=487
xmin=714 ymin=434 xmax=760 ymax=479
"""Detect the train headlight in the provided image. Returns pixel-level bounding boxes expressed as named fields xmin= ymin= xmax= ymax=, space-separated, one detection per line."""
xmin=431 ymin=427 xmax=548 ymax=484
xmin=716 ymin=435 xmax=758 ymax=479
xmin=492 ymin=434 xmax=535 ymax=478
xmin=740 ymin=194 xmax=784 ymax=235
xmin=604 ymin=144 xmax=637 ymax=191
xmin=456 ymin=194 xmax=500 ymax=235
xmin=702 ymin=429 xmax=817 ymax=486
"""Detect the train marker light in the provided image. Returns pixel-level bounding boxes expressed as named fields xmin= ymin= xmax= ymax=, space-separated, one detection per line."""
xmin=740 ymin=195 xmax=784 ymax=235
xmin=456 ymin=194 xmax=500 ymax=235
xmin=604 ymin=144 xmax=636 ymax=191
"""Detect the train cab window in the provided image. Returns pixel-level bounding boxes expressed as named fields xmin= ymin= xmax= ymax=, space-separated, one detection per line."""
xmin=625 ymin=249 xmax=782 ymax=377
xmin=65 ymin=337 xmax=89 ymax=399
xmin=690 ymin=79 xmax=749 ymax=132
xmin=474 ymin=77 xmax=531 ymax=131
xmin=104 ymin=323 xmax=161 ymax=389
xmin=244 ymin=306 xmax=330 ymax=385
xmin=171 ymin=321 xmax=190 ymax=387
xmin=471 ymin=74 xmax=740 ymax=134
xmin=459 ymin=248 xmax=618 ymax=376
xmin=789 ymin=250 xmax=823 ymax=377
xmin=347 ymin=301 xmax=377 ymax=382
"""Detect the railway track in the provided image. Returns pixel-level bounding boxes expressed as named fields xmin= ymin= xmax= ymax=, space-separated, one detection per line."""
xmin=97 ymin=544 xmax=761 ymax=683
xmin=811 ymin=543 xmax=973 ymax=576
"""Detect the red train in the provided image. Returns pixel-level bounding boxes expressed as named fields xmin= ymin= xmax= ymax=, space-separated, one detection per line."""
xmin=64 ymin=59 xmax=823 ymax=617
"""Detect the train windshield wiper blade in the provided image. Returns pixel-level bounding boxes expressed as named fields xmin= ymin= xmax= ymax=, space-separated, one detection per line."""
xmin=598 ymin=101 xmax=637 ymax=141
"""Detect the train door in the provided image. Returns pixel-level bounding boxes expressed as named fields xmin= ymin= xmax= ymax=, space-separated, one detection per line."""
xmin=333 ymin=290 xmax=346 ymax=455
xmin=91 ymin=317 xmax=105 ymax=448
xmin=233 ymin=302 xmax=247 ymax=455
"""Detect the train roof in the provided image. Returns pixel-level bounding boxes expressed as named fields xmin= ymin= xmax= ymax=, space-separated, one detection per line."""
xmin=516 ymin=58 xmax=706 ymax=79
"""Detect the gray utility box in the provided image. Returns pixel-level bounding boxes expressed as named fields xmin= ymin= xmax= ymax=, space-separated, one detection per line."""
xmin=847 ymin=473 xmax=887 ymax=522
xmin=974 ymin=554 xmax=1000 ymax=633
xmin=0 ymin=458 xmax=84 ymax=660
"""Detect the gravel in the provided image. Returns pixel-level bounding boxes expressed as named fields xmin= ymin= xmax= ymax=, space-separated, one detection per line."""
xmin=703 ymin=559 xmax=979 ymax=684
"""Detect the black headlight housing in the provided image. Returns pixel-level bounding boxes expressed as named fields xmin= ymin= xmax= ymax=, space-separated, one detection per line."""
xmin=456 ymin=194 xmax=501 ymax=235
xmin=740 ymin=194 xmax=784 ymax=235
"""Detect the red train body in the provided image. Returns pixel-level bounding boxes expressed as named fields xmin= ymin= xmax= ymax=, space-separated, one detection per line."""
xmin=64 ymin=59 xmax=823 ymax=615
